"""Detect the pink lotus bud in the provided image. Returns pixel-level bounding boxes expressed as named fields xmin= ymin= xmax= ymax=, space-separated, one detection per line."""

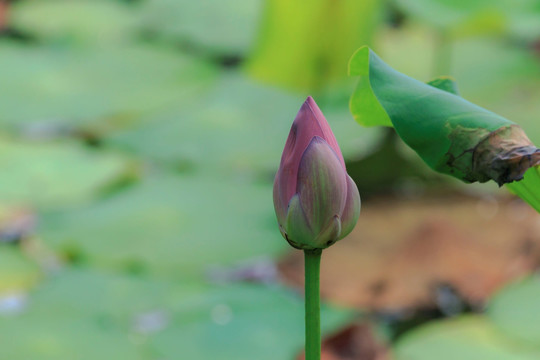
xmin=273 ymin=96 xmax=361 ymax=250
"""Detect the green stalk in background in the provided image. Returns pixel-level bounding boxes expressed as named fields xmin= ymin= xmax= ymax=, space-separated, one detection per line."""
xmin=304 ymin=249 xmax=322 ymax=360
xmin=348 ymin=46 xmax=540 ymax=212
xmin=433 ymin=30 xmax=453 ymax=78
xmin=247 ymin=0 xmax=381 ymax=93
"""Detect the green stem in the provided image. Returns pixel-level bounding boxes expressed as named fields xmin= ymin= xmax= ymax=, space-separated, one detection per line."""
xmin=433 ymin=30 xmax=452 ymax=77
xmin=304 ymin=249 xmax=322 ymax=360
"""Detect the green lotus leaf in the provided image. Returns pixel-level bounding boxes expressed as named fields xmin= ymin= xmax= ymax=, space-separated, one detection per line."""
xmin=349 ymin=46 xmax=539 ymax=210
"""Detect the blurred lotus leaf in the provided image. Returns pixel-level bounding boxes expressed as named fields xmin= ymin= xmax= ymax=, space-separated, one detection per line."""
xmin=39 ymin=174 xmax=288 ymax=276
xmin=394 ymin=0 xmax=540 ymax=41
xmin=11 ymin=0 xmax=138 ymax=45
xmin=0 ymin=42 xmax=215 ymax=129
xmin=0 ymin=137 xmax=129 ymax=209
xmin=108 ymin=74 xmax=382 ymax=175
xmin=395 ymin=316 xmax=540 ymax=360
xmin=0 ymin=247 xmax=40 ymax=295
xmin=0 ymin=268 xmax=352 ymax=360
xmin=138 ymin=0 xmax=263 ymax=56
xmin=149 ymin=282 xmax=353 ymax=360
xmin=488 ymin=276 xmax=540 ymax=346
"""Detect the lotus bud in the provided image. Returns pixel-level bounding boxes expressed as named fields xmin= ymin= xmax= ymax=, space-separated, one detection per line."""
xmin=273 ymin=96 xmax=361 ymax=250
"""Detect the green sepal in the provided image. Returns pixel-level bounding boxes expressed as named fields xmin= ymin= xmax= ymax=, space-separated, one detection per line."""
xmin=339 ymin=175 xmax=361 ymax=240
xmin=313 ymin=215 xmax=341 ymax=249
xmin=285 ymin=194 xmax=314 ymax=250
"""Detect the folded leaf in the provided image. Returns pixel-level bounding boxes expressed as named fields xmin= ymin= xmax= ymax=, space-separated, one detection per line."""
xmin=348 ymin=46 xmax=540 ymax=211
xmin=349 ymin=46 xmax=539 ymax=182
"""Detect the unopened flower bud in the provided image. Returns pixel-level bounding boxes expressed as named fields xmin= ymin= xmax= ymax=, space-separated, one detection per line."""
xmin=273 ymin=96 xmax=360 ymax=250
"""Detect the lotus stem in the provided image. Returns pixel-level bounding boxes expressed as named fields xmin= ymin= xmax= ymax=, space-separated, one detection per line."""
xmin=304 ymin=248 xmax=322 ymax=360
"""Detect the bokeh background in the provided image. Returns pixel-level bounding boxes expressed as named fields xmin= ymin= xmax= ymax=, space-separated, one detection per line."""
xmin=0 ymin=0 xmax=540 ymax=359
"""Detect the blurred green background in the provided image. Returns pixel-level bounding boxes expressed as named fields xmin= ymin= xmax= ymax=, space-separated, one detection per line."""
xmin=0 ymin=0 xmax=539 ymax=359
